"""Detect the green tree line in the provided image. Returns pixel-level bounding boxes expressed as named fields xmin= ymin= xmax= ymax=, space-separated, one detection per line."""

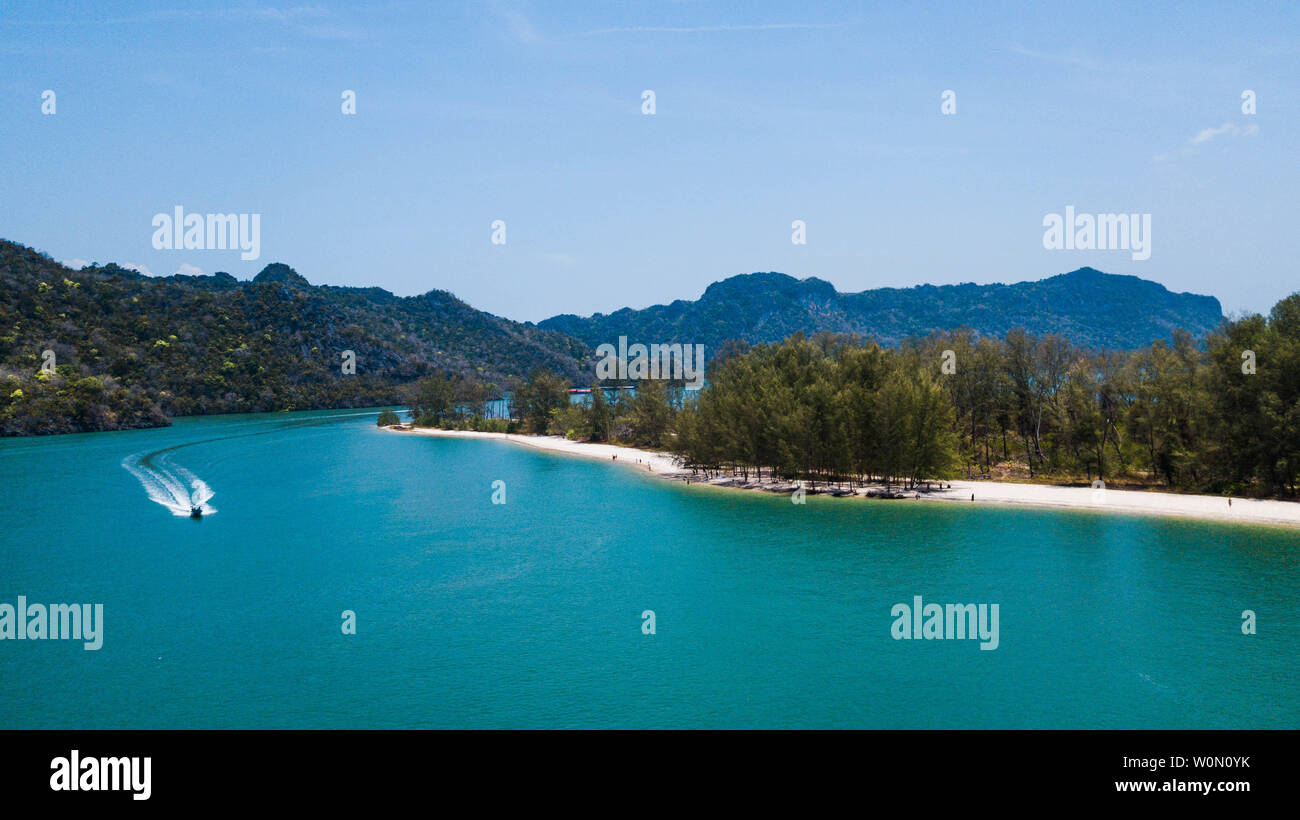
xmin=401 ymin=369 xmax=685 ymax=447
xmin=462 ymin=291 xmax=1300 ymax=498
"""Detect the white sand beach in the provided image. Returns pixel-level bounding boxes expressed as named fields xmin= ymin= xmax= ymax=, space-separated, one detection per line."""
xmin=387 ymin=426 xmax=684 ymax=474
xmin=383 ymin=426 xmax=1300 ymax=528
xmin=934 ymin=479 xmax=1300 ymax=528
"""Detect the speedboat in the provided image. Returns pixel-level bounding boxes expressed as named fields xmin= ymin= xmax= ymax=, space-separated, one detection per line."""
xmin=190 ymin=506 xmax=203 ymax=519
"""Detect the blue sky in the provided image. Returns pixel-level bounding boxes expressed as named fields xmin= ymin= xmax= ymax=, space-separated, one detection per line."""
xmin=1 ymin=0 xmax=1296 ymax=322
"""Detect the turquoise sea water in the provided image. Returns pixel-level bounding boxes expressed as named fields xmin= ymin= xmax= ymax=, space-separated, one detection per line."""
xmin=1 ymin=408 xmax=1297 ymax=728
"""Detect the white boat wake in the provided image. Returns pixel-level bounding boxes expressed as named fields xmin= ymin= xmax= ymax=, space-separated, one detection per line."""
xmin=122 ymin=451 xmax=217 ymax=517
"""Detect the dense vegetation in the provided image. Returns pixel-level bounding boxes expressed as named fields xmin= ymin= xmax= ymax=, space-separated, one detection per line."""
xmin=0 ymin=240 xmax=590 ymax=435
xmin=400 ymin=368 xmax=682 ymax=447
xmin=540 ymin=267 xmax=1225 ymax=353
xmin=455 ymin=291 xmax=1300 ymax=498
xmin=406 ymin=370 xmax=510 ymax=430
xmin=673 ymin=337 xmax=957 ymax=488
xmin=6 ymin=233 xmax=1291 ymax=500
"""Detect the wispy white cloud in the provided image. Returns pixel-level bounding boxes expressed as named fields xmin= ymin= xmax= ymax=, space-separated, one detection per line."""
xmin=174 ymin=263 xmax=204 ymax=276
xmin=488 ymin=1 xmax=543 ymax=43
xmin=1 ymin=5 xmax=367 ymax=42
xmin=294 ymin=23 xmax=368 ymax=42
xmin=1190 ymin=122 xmax=1259 ymax=145
xmin=574 ymin=22 xmax=841 ymax=37
xmin=246 ymin=6 xmax=368 ymax=42
xmin=1155 ymin=121 xmax=1259 ymax=163
xmin=245 ymin=6 xmax=334 ymax=24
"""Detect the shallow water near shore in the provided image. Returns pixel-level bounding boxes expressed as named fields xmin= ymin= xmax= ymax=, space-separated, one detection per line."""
xmin=2 ymin=408 xmax=1297 ymax=728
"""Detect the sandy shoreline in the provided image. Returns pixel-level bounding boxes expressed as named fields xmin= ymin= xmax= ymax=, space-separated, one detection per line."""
xmin=383 ymin=426 xmax=1300 ymax=529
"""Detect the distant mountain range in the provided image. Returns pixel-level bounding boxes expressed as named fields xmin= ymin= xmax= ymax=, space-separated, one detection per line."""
xmin=0 ymin=236 xmax=1228 ymax=434
xmin=539 ymin=268 xmax=1225 ymax=354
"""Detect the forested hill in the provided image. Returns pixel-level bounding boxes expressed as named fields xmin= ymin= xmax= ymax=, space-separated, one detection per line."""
xmin=539 ymin=268 xmax=1225 ymax=353
xmin=0 ymin=240 xmax=589 ymax=435
xmin=0 ymin=238 xmax=1233 ymax=437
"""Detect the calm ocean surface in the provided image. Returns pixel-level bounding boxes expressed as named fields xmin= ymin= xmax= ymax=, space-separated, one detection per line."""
xmin=1 ymin=408 xmax=1296 ymax=728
